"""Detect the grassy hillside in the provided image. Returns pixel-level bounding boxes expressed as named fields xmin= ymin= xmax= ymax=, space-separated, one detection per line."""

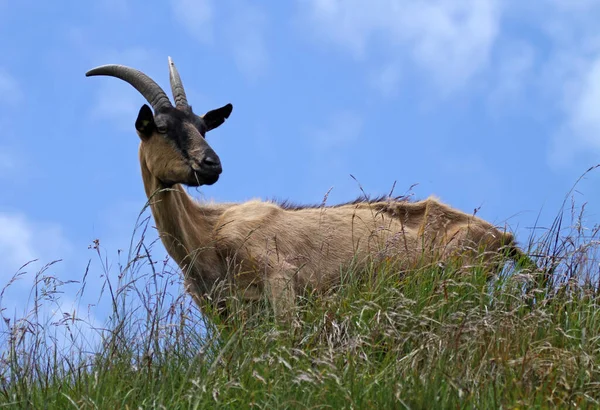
xmin=2 ymin=182 xmax=600 ymax=408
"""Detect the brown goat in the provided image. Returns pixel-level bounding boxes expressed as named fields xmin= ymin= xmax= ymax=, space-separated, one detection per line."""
xmin=86 ymin=58 xmax=527 ymax=318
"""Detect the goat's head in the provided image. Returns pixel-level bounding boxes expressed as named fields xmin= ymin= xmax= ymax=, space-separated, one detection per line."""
xmin=86 ymin=57 xmax=232 ymax=187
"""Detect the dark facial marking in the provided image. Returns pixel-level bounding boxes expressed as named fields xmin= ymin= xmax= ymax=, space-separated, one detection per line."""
xmin=156 ymin=106 xmax=205 ymax=160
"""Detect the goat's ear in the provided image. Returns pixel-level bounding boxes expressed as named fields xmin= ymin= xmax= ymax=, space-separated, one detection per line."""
xmin=203 ymin=103 xmax=233 ymax=132
xmin=135 ymin=104 xmax=156 ymax=139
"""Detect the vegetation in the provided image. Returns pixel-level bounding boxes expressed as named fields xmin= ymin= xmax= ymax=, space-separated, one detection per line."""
xmin=2 ymin=172 xmax=600 ymax=409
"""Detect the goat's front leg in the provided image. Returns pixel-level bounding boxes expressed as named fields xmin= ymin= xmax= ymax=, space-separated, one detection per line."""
xmin=266 ymin=261 xmax=298 ymax=320
xmin=242 ymin=244 xmax=299 ymax=320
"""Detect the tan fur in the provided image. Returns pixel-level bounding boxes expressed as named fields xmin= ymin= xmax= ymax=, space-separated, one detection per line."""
xmin=139 ymin=140 xmax=515 ymax=318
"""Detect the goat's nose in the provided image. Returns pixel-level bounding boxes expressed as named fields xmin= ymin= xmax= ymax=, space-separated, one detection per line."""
xmin=202 ymin=155 xmax=222 ymax=172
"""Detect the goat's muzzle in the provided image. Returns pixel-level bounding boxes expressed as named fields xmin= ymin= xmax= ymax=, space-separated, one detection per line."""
xmin=190 ymin=156 xmax=222 ymax=186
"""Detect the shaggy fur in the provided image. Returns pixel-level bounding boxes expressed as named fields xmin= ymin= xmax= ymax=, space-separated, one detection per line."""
xmin=89 ymin=58 xmax=525 ymax=319
xmin=141 ymin=140 xmax=516 ymax=316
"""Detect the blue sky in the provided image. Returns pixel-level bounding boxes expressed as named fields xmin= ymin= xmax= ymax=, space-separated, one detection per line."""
xmin=2 ymin=1 xmax=600 ymax=325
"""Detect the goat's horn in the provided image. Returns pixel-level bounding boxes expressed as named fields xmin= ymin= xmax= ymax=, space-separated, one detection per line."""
xmin=85 ymin=64 xmax=172 ymax=112
xmin=168 ymin=56 xmax=188 ymax=108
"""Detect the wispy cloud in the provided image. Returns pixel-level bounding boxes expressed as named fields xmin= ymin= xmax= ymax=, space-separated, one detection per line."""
xmin=0 ymin=212 xmax=93 ymax=344
xmin=0 ymin=68 xmax=23 ymax=106
xmin=171 ymin=0 xmax=214 ymax=44
xmin=90 ymin=83 xmax=142 ymax=131
xmin=521 ymin=2 xmax=600 ymax=165
xmin=171 ymin=0 xmax=269 ymax=80
xmin=300 ymin=0 xmax=501 ymax=95
xmin=549 ymin=56 xmax=600 ymax=165
xmin=0 ymin=212 xmax=71 ymax=276
xmin=302 ymin=111 xmax=365 ymax=202
xmin=87 ymin=48 xmax=159 ymax=130
xmin=87 ymin=47 xmax=156 ymax=72
xmin=0 ymin=146 xmax=20 ymax=177
xmin=95 ymin=0 xmax=131 ymax=18
xmin=301 ymin=1 xmax=600 ymax=165
xmin=568 ymin=58 xmax=600 ymax=147
xmin=226 ymin=1 xmax=269 ymax=81
xmin=369 ymin=63 xmax=402 ymax=98
xmin=486 ymin=41 xmax=535 ymax=115
xmin=312 ymin=110 xmax=363 ymax=153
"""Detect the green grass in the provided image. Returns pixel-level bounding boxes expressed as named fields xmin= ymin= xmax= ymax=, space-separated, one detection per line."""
xmin=3 ymin=179 xmax=600 ymax=408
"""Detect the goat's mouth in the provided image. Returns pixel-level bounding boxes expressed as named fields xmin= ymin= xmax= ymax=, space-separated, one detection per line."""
xmin=189 ymin=169 xmax=220 ymax=186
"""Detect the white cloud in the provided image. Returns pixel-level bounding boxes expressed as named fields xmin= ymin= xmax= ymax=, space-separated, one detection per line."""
xmin=304 ymin=112 xmax=365 ymax=194
xmin=513 ymin=2 xmax=600 ymax=165
xmin=87 ymin=48 xmax=160 ymax=131
xmin=0 ymin=213 xmax=98 ymax=351
xmin=549 ymin=55 xmax=600 ymax=165
xmin=308 ymin=0 xmax=600 ymax=165
xmin=172 ymin=0 xmax=269 ymax=80
xmin=90 ymin=83 xmax=142 ymax=132
xmin=0 ymin=147 xmax=19 ymax=176
xmin=226 ymin=1 xmax=269 ymax=81
xmin=486 ymin=41 xmax=535 ymax=114
xmin=570 ymin=59 xmax=600 ymax=145
xmin=369 ymin=63 xmax=402 ymax=98
xmin=0 ymin=68 xmax=23 ymax=106
xmin=0 ymin=212 xmax=71 ymax=277
xmin=171 ymin=0 xmax=214 ymax=44
xmin=97 ymin=0 xmax=130 ymax=17
xmin=88 ymin=47 xmax=157 ymax=73
xmin=312 ymin=111 xmax=363 ymax=152
xmin=300 ymin=0 xmax=502 ymax=94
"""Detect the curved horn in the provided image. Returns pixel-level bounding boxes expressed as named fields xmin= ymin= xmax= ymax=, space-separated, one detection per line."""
xmin=168 ymin=56 xmax=189 ymax=108
xmin=85 ymin=64 xmax=172 ymax=112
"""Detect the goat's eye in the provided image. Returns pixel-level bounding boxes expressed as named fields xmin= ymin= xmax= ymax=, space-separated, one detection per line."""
xmin=157 ymin=125 xmax=167 ymax=134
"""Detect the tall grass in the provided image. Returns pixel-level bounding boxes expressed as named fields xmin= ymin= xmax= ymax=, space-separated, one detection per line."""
xmin=2 ymin=173 xmax=600 ymax=408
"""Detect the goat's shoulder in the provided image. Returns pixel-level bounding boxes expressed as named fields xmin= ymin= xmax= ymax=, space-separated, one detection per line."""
xmin=214 ymin=200 xmax=282 ymax=243
xmin=218 ymin=199 xmax=281 ymax=222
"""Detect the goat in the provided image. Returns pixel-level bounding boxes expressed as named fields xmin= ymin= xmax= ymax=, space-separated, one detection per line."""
xmin=86 ymin=57 xmax=531 ymax=319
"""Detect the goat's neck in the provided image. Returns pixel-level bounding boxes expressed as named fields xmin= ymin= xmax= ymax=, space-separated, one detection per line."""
xmin=139 ymin=153 xmax=221 ymax=272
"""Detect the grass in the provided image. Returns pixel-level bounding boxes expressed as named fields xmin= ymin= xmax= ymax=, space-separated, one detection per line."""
xmin=3 ymin=174 xmax=600 ymax=408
